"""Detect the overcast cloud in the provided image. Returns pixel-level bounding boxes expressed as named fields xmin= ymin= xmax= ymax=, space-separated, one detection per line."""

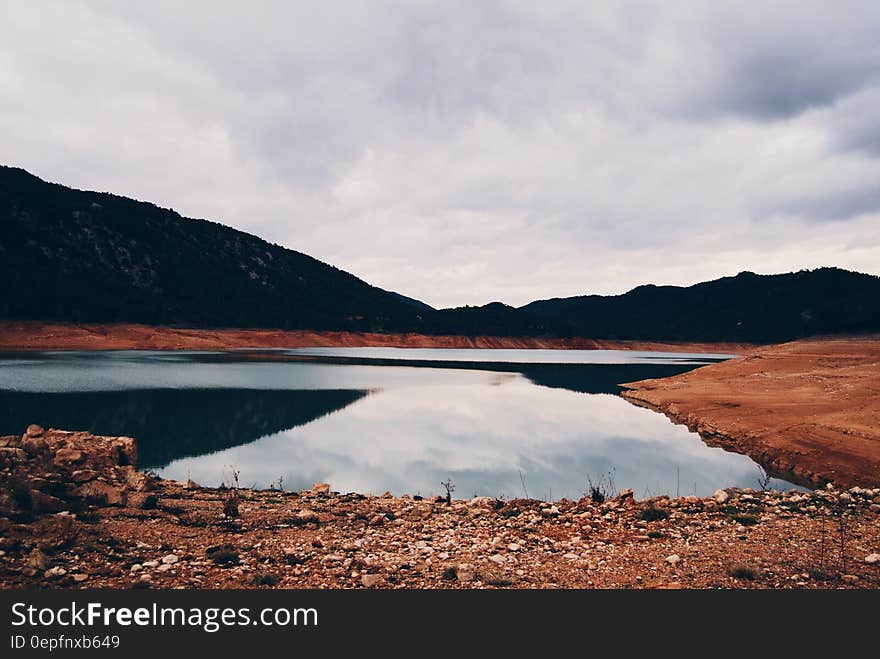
xmin=2 ymin=1 xmax=879 ymax=307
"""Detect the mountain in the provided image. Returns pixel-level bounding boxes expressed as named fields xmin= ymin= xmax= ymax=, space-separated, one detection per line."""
xmin=2 ymin=165 xmax=879 ymax=343
xmin=520 ymin=269 xmax=880 ymax=343
xmin=0 ymin=165 xmax=425 ymax=331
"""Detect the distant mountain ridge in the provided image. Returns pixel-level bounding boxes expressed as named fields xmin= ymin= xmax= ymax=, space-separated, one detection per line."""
xmin=519 ymin=269 xmax=880 ymax=343
xmin=2 ymin=165 xmax=879 ymax=343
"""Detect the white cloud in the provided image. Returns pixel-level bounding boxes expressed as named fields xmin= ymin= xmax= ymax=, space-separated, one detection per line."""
xmin=1 ymin=1 xmax=879 ymax=307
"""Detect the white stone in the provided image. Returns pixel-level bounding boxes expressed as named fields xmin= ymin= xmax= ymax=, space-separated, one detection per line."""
xmin=361 ymin=573 xmax=384 ymax=588
xmin=665 ymin=554 xmax=681 ymax=566
xmin=488 ymin=554 xmax=506 ymax=565
xmin=865 ymin=553 xmax=880 ymax=565
xmin=130 ymin=564 xmax=143 ymax=573
xmin=161 ymin=554 xmax=179 ymax=565
xmin=713 ymin=489 xmax=729 ymax=504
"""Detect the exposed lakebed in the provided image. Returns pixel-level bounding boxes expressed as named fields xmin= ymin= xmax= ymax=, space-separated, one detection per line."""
xmin=0 ymin=348 xmax=799 ymax=497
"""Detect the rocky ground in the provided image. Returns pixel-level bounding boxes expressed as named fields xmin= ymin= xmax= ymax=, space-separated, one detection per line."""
xmin=1 ymin=426 xmax=879 ymax=590
xmin=622 ymin=336 xmax=880 ymax=489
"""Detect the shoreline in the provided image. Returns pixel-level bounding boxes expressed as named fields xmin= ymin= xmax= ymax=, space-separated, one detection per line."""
xmin=1 ymin=427 xmax=878 ymax=590
xmin=0 ymin=321 xmax=753 ymax=354
xmin=621 ymin=337 xmax=880 ymax=490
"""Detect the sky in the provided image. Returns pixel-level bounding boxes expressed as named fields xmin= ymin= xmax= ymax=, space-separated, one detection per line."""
xmin=2 ymin=1 xmax=879 ymax=308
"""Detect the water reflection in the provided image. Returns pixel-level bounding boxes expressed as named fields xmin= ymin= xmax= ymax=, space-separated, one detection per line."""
xmin=0 ymin=388 xmax=368 ymax=467
xmin=0 ymin=349 xmax=799 ymax=496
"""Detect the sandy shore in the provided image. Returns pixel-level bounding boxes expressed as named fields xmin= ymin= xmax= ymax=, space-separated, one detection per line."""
xmin=0 ymin=321 xmax=751 ymax=354
xmin=621 ymin=337 xmax=880 ymax=489
xmin=2 ymin=427 xmax=878 ymax=590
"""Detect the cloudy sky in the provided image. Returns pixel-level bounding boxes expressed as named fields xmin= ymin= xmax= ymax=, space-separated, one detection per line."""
xmin=2 ymin=1 xmax=879 ymax=307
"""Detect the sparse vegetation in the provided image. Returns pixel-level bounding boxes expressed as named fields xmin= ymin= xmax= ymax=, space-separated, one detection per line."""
xmin=207 ymin=545 xmax=240 ymax=566
xmin=728 ymin=564 xmax=759 ymax=581
xmin=441 ymin=479 xmax=455 ymax=506
xmin=251 ymin=572 xmax=280 ymax=587
xmin=585 ymin=468 xmax=616 ymax=504
xmin=640 ymin=505 xmax=670 ymax=522
xmin=731 ymin=513 xmax=759 ymax=526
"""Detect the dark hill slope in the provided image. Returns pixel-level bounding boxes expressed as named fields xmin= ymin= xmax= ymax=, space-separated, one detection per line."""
xmin=0 ymin=166 xmax=425 ymax=331
xmin=521 ymin=269 xmax=880 ymax=343
xmin=3 ymin=166 xmax=878 ymax=342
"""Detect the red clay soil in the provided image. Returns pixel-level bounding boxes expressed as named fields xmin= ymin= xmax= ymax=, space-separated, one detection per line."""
xmin=621 ymin=337 xmax=880 ymax=489
xmin=0 ymin=321 xmax=751 ymax=354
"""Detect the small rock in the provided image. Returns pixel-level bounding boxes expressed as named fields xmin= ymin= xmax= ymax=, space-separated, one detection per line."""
xmin=130 ymin=564 xmax=143 ymax=573
xmin=488 ymin=554 xmax=506 ymax=565
xmin=311 ymin=483 xmax=330 ymax=495
xmin=865 ymin=553 xmax=880 ymax=565
xmin=71 ymin=469 xmax=97 ymax=483
xmin=161 ymin=554 xmax=179 ymax=565
xmin=665 ymin=554 xmax=681 ymax=566
xmin=713 ymin=489 xmax=729 ymax=504
xmin=562 ymin=553 xmax=580 ymax=560
xmin=142 ymin=560 xmax=159 ymax=568
xmin=44 ymin=566 xmax=67 ymax=579
xmin=841 ymin=574 xmax=859 ymax=583
xmin=157 ymin=564 xmax=173 ymax=572
xmin=72 ymin=574 xmax=89 ymax=583
xmin=295 ymin=509 xmax=319 ymax=524
xmin=456 ymin=565 xmax=474 ymax=582
xmin=25 ymin=424 xmax=45 ymax=437
xmin=508 ymin=543 xmax=520 ymax=552
xmin=361 ymin=573 xmax=384 ymax=588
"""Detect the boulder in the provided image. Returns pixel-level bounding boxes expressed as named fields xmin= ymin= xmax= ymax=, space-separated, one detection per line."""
xmin=311 ymin=482 xmax=330 ymax=494
xmin=76 ymin=480 xmax=126 ymax=506
xmin=53 ymin=448 xmax=85 ymax=467
xmin=0 ymin=447 xmax=28 ymax=468
xmin=125 ymin=470 xmax=153 ymax=492
xmin=29 ymin=490 xmax=67 ymax=513
xmin=71 ymin=469 xmax=97 ymax=483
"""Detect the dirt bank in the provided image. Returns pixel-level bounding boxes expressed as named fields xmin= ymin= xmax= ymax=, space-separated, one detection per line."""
xmin=0 ymin=321 xmax=750 ymax=354
xmin=2 ymin=427 xmax=878 ymax=590
xmin=621 ymin=337 xmax=880 ymax=489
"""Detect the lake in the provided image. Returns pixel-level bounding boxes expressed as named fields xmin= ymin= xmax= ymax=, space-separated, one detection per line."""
xmin=0 ymin=348 xmax=800 ymax=498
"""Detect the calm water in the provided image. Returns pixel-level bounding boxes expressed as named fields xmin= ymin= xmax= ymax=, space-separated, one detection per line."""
xmin=0 ymin=349 xmax=798 ymax=497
